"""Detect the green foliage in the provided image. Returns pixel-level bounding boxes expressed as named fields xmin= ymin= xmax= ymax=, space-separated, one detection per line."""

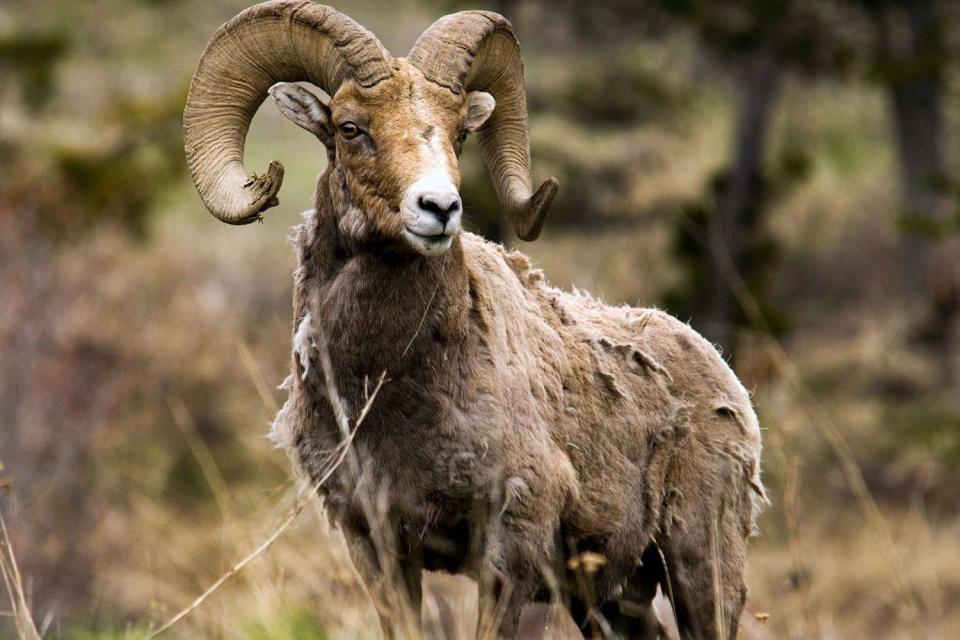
xmin=244 ymin=608 xmax=329 ymax=640
xmin=66 ymin=626 xmax=150 ymax=640
xmin=651 ymin=0 xmax=869 ymax=74
xmin=896 ymin=209 xmax=960 ymax=240
xmin=881 ymin=403 xmax=960 ymax=466
xmin=0 ymin=6 xmax=188 ymax=238
xmin=2 ymin=88 xmax=187 ymax=238
xmin=63 ymin=612 xmax=328 ymax=640
xmin=865 ymin=0 xmax=948 ymax=86
xmin=894 ymin=173 xmax=960 ymax=239
xmin=819 ymin=123 xmax=876 ymax=178
xmin=551 ymin=0 xmax=664 ymax=39
xmin=848 ymin=400 xmax=960 ymax=505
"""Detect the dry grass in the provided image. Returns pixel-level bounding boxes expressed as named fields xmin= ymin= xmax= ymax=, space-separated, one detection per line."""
xmin=2 ymin=2 xmax=959 ymax=638
xmin=3 ymin=132 xmax=957 ymax=640
xmin=0 ymin=510 xmax=42 ymax=640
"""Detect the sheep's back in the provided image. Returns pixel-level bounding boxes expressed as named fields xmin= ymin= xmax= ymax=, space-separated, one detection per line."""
xmin=465 ymin=234 xmax=765 ymax=574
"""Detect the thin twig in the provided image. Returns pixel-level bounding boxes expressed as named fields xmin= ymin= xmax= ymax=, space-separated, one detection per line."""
xmin=146 ymin=500 xmax=302 ymax=639
xmin=147 ymin=372 xmax=386 ymax=638
xmin=783 ymin=456 xmax=813 ymax=637
xmin=401 ymin=252 xmax=447 ymax=359
xmin=166 ymin=396 xmax=234 ymax=521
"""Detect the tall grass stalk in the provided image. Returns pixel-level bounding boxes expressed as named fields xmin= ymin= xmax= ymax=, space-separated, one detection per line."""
xmin=0 ymin=509 xmax=43 ymax=640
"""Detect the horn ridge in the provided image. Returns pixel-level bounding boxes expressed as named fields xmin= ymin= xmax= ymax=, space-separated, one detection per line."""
xmin=184 ymin=1 xmax=392 ymax=225
xmin=408 ymin=10 xmax=557 ymax=241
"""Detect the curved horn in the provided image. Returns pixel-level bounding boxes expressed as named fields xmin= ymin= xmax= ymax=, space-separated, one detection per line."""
xmin=184 ymin=0 xmax=392 ymax=224
xmin=408 ymin=11 xmax=557 ymax=241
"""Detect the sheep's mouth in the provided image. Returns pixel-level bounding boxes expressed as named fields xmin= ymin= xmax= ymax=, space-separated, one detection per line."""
xmin=403 ymin=227 xmax=455 ymax=256
xmin=405 ymin=228 xmax=449 ymax=242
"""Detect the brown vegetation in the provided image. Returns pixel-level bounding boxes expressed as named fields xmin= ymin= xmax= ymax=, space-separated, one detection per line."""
xmin=1 ymin=1 xmax=958 ymax=639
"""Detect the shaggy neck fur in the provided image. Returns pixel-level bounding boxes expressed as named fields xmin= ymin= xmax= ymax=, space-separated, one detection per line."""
xmin=294 ymin=165 xmax=473 ymax=422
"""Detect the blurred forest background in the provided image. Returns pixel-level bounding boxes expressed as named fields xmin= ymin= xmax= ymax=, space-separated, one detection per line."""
xmin=1 ymin=0 xmax=959 ymax=638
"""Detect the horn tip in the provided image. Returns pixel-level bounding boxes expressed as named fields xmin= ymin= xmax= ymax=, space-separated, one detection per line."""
xmin=541 ymin=176 xmax=559 ymax=199
xmin=514 ymin=177 xmax=558 ymax=241
xmin=218 ymin=160 xmax=284 ymax=225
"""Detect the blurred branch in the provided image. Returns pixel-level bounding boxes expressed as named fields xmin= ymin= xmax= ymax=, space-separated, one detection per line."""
xmin=704 ymin=38 xmax=782 ymax=352
xmin=237 ymin=340 xmax=280 ymax=416
xmin=783 ymin=456 xmax=813 ymax=637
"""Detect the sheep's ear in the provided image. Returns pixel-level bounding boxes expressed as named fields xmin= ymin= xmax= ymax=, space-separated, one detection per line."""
xmin=465 ymin=91 xmax=495 ymax=132
xmin=269 ymin=82 xmax=334 ymax=148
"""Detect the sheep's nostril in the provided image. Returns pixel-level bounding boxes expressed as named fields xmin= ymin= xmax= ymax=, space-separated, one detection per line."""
xmin=416 ymin=195 xmax=438 ymax=215
xmin=417 ymin=193 xmax=461 ymax=224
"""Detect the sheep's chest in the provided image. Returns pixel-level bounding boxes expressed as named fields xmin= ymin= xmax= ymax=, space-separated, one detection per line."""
xmin=300 ymin=376 xmax=553 ymax=570
xmin=313 ymin=427 xmax=500 ymax=576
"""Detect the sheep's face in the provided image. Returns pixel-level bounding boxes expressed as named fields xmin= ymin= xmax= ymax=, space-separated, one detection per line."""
xmin=270 ymin=60 xmax=495 ymax=257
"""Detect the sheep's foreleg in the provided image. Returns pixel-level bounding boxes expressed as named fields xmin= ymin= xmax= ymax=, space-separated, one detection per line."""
xmin=345 ymin=533 xmax=423 ymax=639
xmin=473 ymin=526 xmax=537 ymax=638
xmin=476 ymin=568 xmax=523 ymax=640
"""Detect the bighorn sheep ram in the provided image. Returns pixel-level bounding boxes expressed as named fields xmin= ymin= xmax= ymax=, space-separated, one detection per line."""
xmin=184 ymin=2 xmax=766 ymax=638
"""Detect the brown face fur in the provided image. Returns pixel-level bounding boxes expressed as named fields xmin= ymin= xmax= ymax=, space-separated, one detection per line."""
xmin=272 ymin=60 xmax=492 ymax=256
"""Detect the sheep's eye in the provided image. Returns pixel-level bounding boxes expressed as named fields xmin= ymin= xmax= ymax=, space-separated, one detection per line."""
xmin=339 ymin=122 xmax=361 ymax=139
xmin=454 ymin=130 xmax=468 ymax=155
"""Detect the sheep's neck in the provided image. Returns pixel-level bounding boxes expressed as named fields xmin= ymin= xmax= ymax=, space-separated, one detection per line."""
xmin=306 ymin=179 xmax=470 ymax=389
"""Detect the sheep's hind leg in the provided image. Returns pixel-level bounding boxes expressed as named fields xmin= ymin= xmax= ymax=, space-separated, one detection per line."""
xmin=474 ymin=543 xmax=545 ymax=638
xmin=568 ymin=548 xmax=662 ymax=640
xmin=659 ymin=541 xmax=745 ymax=640
xmin=601 ymin=545 xmax=666 ymax=639
xmin=477 ymin=561 xmax=540 ymax=640
xmin=570 ymin=597 xmax=660 ymax=640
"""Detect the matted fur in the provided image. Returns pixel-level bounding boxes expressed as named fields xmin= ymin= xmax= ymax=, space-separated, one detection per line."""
xmin=271 ymin=206 xmax=766 ymax=638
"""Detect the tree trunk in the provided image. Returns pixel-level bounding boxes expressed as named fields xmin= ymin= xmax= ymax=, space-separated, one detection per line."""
xmin=878 ymin=0 xmax=956 ymax=370
xmin=704 ymin=43 xmax=781 ymax=353
xmin=882 ymin=0 xmax=948 ymax=289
